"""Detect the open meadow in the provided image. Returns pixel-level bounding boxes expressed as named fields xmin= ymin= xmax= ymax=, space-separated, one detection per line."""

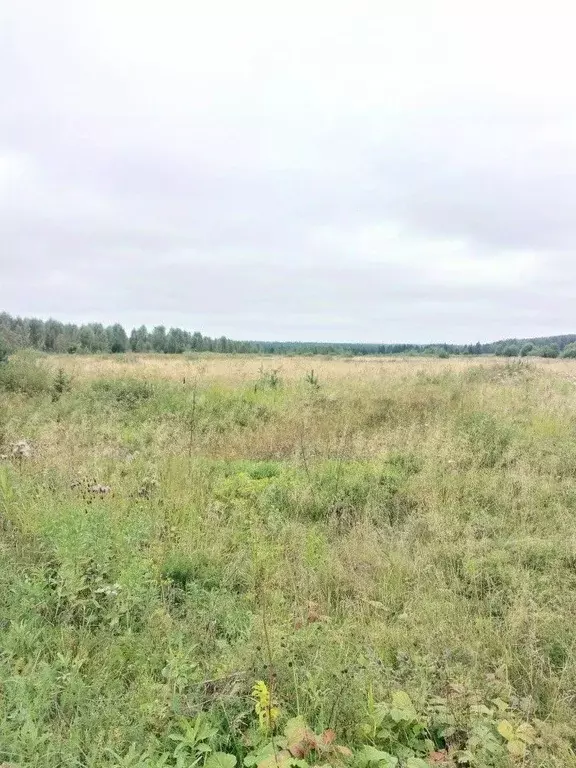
xmin=3 ymin=353 xmax=576 ymax=767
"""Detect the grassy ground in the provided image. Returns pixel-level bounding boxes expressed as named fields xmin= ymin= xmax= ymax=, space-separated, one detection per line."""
xmin=2 ymin=353 xmax=576 ymax=767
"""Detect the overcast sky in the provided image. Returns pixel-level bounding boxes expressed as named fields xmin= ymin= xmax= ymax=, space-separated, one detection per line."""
xmin=1 ymin=1 xmax=575 ymax=343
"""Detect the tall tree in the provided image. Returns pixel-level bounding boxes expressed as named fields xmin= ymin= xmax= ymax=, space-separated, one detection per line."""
xmin=43 ymin=319 xmax=64 ymax=351
xmin=107 ymin=324 xmax=128 ymax=353
xmin=166 ymin=327 xmax=186 ymax=353
xmin=191 ymin=331 xmax=204 ymax=350
xmin=130 ymin=325 xmax=149 ymax=352
xmin=150 ymin=325 xmax=167 ymax=353
xmin=27 ymin=318 xmax=45 ymax=348
xmin=79 ymin=325 xmax=96 ymax=352
xmin=89 ymin=324 xmax=109 ymax=352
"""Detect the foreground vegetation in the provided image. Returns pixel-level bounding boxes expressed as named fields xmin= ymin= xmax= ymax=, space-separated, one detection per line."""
xmin=2 ymin=352 xmax=576 ymax=766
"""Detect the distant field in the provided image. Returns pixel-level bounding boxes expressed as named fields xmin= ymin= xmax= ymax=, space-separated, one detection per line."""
xmin=44 ymin=351 xmax=576 ymax=384
xmin=2 ymin=353 xmax=576 ymax=766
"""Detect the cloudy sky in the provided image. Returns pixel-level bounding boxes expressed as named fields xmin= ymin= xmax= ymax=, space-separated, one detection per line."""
xmin=1 ymin=1 xmax=575 ymax=343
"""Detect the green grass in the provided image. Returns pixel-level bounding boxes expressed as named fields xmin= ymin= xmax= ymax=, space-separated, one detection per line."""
xmin=1 ymin=354 xmax=576 ymax=766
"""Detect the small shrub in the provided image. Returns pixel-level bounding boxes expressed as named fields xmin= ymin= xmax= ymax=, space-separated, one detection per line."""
xmin=257 ymin=460 xmax=417 ymax=526
xmin=384 ymin=451 xmax=422 ymax=476
xmin=161 ymin=551 xmax=228 ymax=592
xmin=245 ymin=461 xmax=281 ymax=480
xmin=51 ymin=367 xmax=72 ymax=401
xmin=161 ymin=553 xmax=197 ymax=590
xmin=361 ymin=690 xmax=431 ymax=761
xmin=0 ymin=351 xmax=51 ymax=395
xmin=199 ymin=391 xmax=271 ymax=433
xmin=304 ymin=369 xmax=320 ymax=389
xmin=360 ymin=690 xmax=538 ymax=766
xmin=501 ymin=359 xmax=533 ymax=377
xmin=91 ymin=378 xmax=155 ymax=408
xmin=255 ymin=366 xmax=281 ymax=391
xmin=43 ymin=556 xmax=120 ymax=629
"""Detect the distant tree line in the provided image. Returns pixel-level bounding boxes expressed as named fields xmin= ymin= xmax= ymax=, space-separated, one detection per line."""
xmin=2 ymin=312 xmax=576 ymax=359
xmin=489 ymin=336 xmax=576 ymax=359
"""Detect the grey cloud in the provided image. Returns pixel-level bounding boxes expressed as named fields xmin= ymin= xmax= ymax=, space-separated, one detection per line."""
xmin=2 ymin=1 xmax=576 ymax=342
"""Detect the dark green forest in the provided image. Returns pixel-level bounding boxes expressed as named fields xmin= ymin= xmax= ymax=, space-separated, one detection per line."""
xmin=1 ymin=311 xmax=576 ymax=359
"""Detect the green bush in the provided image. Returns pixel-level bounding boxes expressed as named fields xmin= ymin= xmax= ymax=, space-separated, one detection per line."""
xmin=51 ymin=367 xmax=72 ymax=401
xmin=90 ymin=378 xmax=156 ymax=407
xmin=561 ymin=342 xmax=576 ymax=359
xmin=538 ymin=344 xmax=560 ymax=359
xmin=198 ymin=389 xmax=271 ymax=433
xmin=0 ymin=350 xmax=51 ymax=394
xmin=250 ymin=458 xmax=418 ymax=526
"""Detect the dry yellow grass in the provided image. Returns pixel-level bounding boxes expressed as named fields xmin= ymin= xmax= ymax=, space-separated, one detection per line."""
xmin=46 ymin=351 xmax=576 ymax=386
